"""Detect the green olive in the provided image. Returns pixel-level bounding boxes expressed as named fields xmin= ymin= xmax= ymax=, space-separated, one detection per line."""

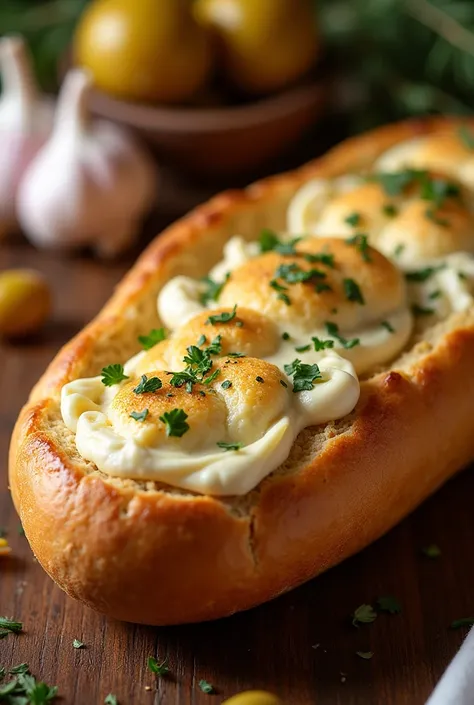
xmin=222 ymin=691 xmax=283 ymax=705
xmin=0 ymin=269 xmax=52 ymax=338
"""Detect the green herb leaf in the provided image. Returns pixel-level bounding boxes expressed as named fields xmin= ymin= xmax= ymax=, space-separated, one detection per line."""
xmin=352 ymin=604 xmax=377 ymax=627
xmin=72 ymin=639 xmax=84 ymax=649
xmin=0 ymin=617 xmax=22 ymax=635
xmin=422 ymin=544 xmax=441 ymax=558
xmin=206 ymin=305 xmax=237 ymax=325
xmin=394 ymin=244 xmax=405 ymax=258
xmin=259 ymin=229 xmax=280 ymax=252
xmin=200 ymin=274 xmax=230 ymax=305
xmin=104 ymin=695 xmax=118 ymax=705
xmin=216 ymin=441 xmax=243 ymax=451
xmin=450 ymin=617 xmax=474 ymax=629
xmin=282 ymin=332 xmax=291 ymax=340
xmin=458 ymin=125 xmax=474 ymax=150
xmin=345 ymin=212 xmax=361 ymax=227
xmin=345 ymin=233 xmax=371 ymax=262
xmin=405 ymin=265 xmax=444 ymax=282
xmin=458 ymin=271 xmax=468 ymax=281
xmin=284 ymin=359 xmax=322 ymax=393
xmin=356 ymin=651 xmax=374 ymax=660
xmin=148 ymin=656 xmax=170 ymax=677
xmin=312 ymin=337 xmax=335 ymax=351
xmin=303 ymin=252 xmax=335 ymax=268
xmin=101 ymin=364 xmax=129 ymax=387
xmin=373 ymin=169 xmax=425 ymax=196
xmin=325 ymin=321 xmax=360 ymax=349
xmin=206 ymin=335 xmax=222 ymax=356
xmin=18 ymin=523 xmax=25 ymax=536
xmin=221 ymin=380 xmax=232 ymax=390
xmin=227 ymin=352 xmax=245 ymax=358
xmin=295 ymin=345 xmax=311 ymax=353
xmin=133 ymin=375 xmax=162 ymax=394
xmin=183 ymin=346 xmax=213 ymax=376
xmin=381 ymin=321 xmax=395 ymax=333
xmin=429 ymin=290 xmax=442 ymax=300
xmin=130 ymin=409 xmax=149 ymax=422
xmin=159 ymin=409 xmax=189 ymax=438
xmin=343 ymin=278 xmax=365 ymax=304
xmin=9 ymin=664 xmax=29 ymax=674
xmin=382 ymin=203 xmax=398 ymax=217
xmin=138 ymin=328 xmax=166 ymax=350
xmin=275 ymin=263 xmax=326 ymax=285
xmin=377 ymin=596 xmax=402 ymax=614
xmin=270 ymin=279 xmax=291 ymax=306
xmin=412 ymin=304 xmax=435 ymax=317
xmin=203 ymin=369 xmax=221 ymax=385
xmin=198 ymin=680 xmax=214 ymax=694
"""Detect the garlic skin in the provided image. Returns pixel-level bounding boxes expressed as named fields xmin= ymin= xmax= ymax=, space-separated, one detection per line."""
xmin=0 ymin=36 xmax=53 ymax=238
xmin=17 ymin=69 xmax=156 ymax=257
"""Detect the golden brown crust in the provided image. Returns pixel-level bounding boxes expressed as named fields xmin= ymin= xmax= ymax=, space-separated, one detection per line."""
xmin=10 ymin=116 xmax=474 ymax=625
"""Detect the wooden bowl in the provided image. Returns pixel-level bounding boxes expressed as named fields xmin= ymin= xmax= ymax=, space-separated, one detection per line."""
xmin=85 ymin=80 xmax=327 ymax=176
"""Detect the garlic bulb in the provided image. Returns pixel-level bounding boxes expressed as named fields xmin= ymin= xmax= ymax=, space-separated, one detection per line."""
xmin=0 ymin=36 xmax=53 ymax=237
xmin=17 ymin=69 xmax=156 ymax=257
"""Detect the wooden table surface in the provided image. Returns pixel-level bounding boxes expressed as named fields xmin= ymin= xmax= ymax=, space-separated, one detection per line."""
xmin=2 ymin=159 xmax=474 ymax=705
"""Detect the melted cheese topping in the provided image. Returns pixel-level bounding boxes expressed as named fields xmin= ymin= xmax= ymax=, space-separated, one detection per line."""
xmin=61 ymin=353 xmax=359 ymax=496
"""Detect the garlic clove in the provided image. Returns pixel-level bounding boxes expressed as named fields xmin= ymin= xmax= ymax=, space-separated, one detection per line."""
xmin=17 ymin=68 xmax=157 ymax=257
xmin=0 ymin=36 xmax=53 ymax=236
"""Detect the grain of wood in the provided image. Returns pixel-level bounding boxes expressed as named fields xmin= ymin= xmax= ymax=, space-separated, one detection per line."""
xmin=0 ymin=226 xmax=473 ymax=705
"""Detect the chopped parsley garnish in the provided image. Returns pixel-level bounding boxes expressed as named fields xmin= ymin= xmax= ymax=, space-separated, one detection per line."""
xmin=412 ymin=304 xmax=435 ymax=317
xmin=217 ymin=441 xmax=243 ymax=451
xmin=345 ymin=233 xmax=371 ymax=262
xmin=345 ymin=212 xmax=361 ymax=227
xmin=198 ymin=680 xmax=214 ymax=694
xmin=377 ymin=596 xmax=402 ymax=614
xmin=270 ymin=279 xmax=291 ymax=306
xmin=197 ymin=334 xmax=206 ymax=347
xmin=203 ymin=369 xmax=221 ymax=385
xmin=159 ymin=409 xmax=189 ymax=437
xmin=343 ymin=278 xmax=365 ymax=304
xmin=130 ymin=409 xmax=149 ymax=422
xmin=148 ymin=656 xmax=170 ymax=677
xmin=183 ymin=346 xmax=213 ymax=376
xmin=458 ymin=271 xmax=468 ymax=281
xmin=259 ymin=229 xmax=302 ymax=255
xmin=352 ymin=604 xmax=377 ymax=627
xmin=315 ymin=282 xmax=333 ymax=294
xmin=393 ymin=243 xmax=405 ymax=258
xmin=227 ymin=352 xmax=245 ymax=358
xmin=325 ymin=321 xmax=360 ymax=349
xmin=405 ymin=265 xmax=444 ymax=282
xmin=382 ymin=203 xmax=398 ymax=217
xmin=450 ymin=617 xmax=474 ymax=629
xmin=221 ymin=380 xmax=232 ymax=389
xmin=0 ymin=617 xmax=23 ymax=638
xmin=133 ymin=375 xmax=162 ymax=394
xmin=104 ymin=695 xmax=118 ymax=705
xmin=206 ymin=305 xmax=237 ymax=325
xmin=275 ymin=262 xmax=325 ymax=284
xmin=259 ymin=228 xmax=281 ymax=252
xmin=373 ymin=169 xmax=423 ymax=196
xmin=101 ymin=364 xmax=129 ymax=387
xmin=284 ymin=359 xmax=322 ymax=393
xmin=458 ymin=125 xmax=474 ymax=150
xmin=295 ymin=345 xmax=311 ymax=353
xmin=282 ymin=332 xmax=291 ymax=341
xmin=200 ymin=273 xmax=229 ymax=305
xmin=422 ymin=544 xmax=441 ymax=558
xmin=381 ymin=320 xmax=395 ymax=333
xmin=312 ymin=336 xmax=335 ymax=351
xmin=138 ymin=328 xmax=166 ymax=350
xmin=17 ymin=524 xmax=25 ymax=537
xmin=374 ymin=169 xmax=460 ymax=208
xmin=255 ymin=376 xmax=264 ymax=383
xmin=356 ymin=651 xmax=374 ymax=660
xmin=280 ymin=380 xmax=288 ymax=388
xmin=425 ymin=208 xmax=449 ymax=227
xmin=303 ymin=252 xmax=335 ymax=268
xmin=0 ymin=664 xmax=58 ymax=703
xmin=205 ymin=335 xmax=222 ymax=355
xmin=429 ymin=290 xmax=441 ymax=300
xmin=73 ymin=639 xmax=85 ymax=649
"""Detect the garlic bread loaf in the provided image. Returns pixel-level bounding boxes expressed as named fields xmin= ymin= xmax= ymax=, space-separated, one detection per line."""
xmin=10 ymin=117 xmax=474 ymax=625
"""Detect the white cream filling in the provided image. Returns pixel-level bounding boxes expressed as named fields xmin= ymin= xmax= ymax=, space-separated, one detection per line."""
xmin=61 ymin=354 xmax=359 ymax=496
xmin=287 ymin=175 xmax=363 ymax=235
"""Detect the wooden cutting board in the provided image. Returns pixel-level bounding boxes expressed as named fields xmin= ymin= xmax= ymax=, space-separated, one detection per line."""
xmin=1 ymin=148 xmax=473 ymax=704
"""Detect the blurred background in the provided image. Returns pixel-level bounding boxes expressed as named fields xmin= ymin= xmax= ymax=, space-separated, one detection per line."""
xmin=1 ymin=0 xmax=474 ymax=336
